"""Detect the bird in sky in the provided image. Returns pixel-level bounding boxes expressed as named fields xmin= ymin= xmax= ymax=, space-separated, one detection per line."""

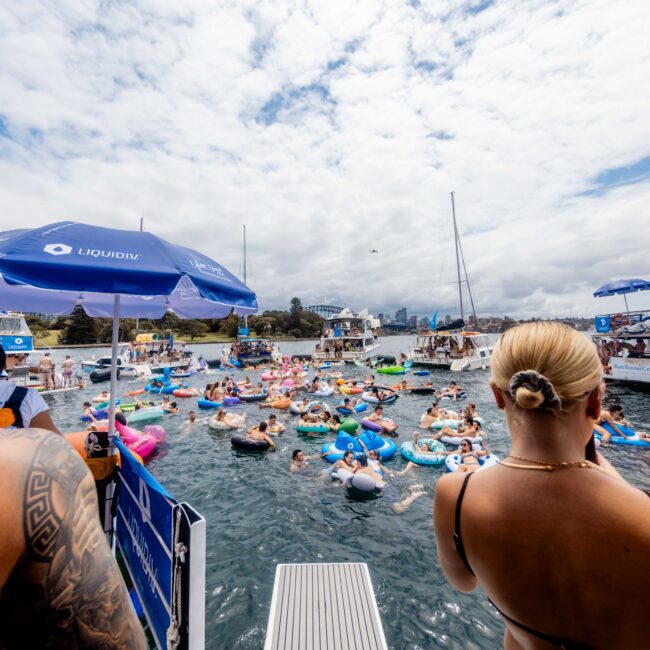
xmin=369 ymin=249 xmax=379 ymax=254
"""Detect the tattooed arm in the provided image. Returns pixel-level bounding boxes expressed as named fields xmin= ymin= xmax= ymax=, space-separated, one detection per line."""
xmin=0 ymin=428 xmax=146 ymax=649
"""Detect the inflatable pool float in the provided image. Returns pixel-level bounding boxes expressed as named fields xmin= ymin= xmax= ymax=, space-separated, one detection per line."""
xmin=120 ymin=403 xmax=138 ymax=412
xmin=92 ymin=394 xmax=111 ymax=403
xmin=594 ymin=422 xmax=650 ymax=447
xmin=143 ymin=424 xmax=166 ymax=442
xmin=231 ymin=435 xmax=270 ymax=452
xmin=239 ymin=392 xmax=268 ymax=402
xmin=316 ymin=363 xmax=331 ymax=370
xmin=125 ymin=388 xmax=146 ymax=396
xmin=330 ymin=466 xmax=382 ymax=498
xmin=361 ymin=390 xmax=398 ymax=405
xmin=289 ymin=401 xmax=307 ymax=415
xmin=261 ymin=372 xmax=279 ymax=381
xmin=336 ymin=401 xmax=367 ymax=415
xmin=400 ymin=439 xmax=446 ymax=465
xmin=338 ymin=417 xmax=359 ymax=434
xmin=430 ymin=418 xmax=461 ymax=430
xmin=321 ymin=430 xmax=397 ymax=462
xmin=439 ymin=390 xmax=467 ymax=401
xmin=339 ymin=385 xmax=364 ymax=395
xmin=361 ymin=418 xmax=398 ymax=434
xmin=296 ymin=423 xmax=331 ymax=435
xmin=409 ymin=387 xmax=436 ymax=395
xmin=260 ymin=396 xmax=291 ymax=409
xmin=413 ymin=370 xmax=431 ymax=376
xmin=440 ymin=434 xmax=484 ymax=448
xmin=94 ymin=398 xmax=121 ymax=410
xmin=169 ymin=371 xmax=190 ymax=378
xmin=128 ymin=407 xmax=165 ymax=424
xmin=223 ymin=396 xmax=241 ymax=406
xmin=173 ymin=389 xmax=196 ymax=398
xmin=445 ymin=453 xmax=499 ymax=472
xmin=336 ymin=378 xmax=347 ymax=386
xmin=376 ymin=366 xmax=406 ymax=375
xmin=305 ymin=401 xmax=330 ymax=416
xmin=198 ymin=398 xmax=224 ymax=410
xmin=80 ymin=408 xmax=108 ymax=422
xmin=208 ymin=414 xmax=246 ymax=431
xmin=115 ymin=421 xmax=157 ymax=459
xmin=313 ymin=385 xmax=335 ymax=397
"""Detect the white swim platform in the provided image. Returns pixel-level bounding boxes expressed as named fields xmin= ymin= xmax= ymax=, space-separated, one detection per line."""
xmin=265 ymin=562 xmax=388 ymax=650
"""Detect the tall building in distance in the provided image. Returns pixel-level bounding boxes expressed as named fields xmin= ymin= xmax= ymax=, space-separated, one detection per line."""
xmin=395 ymin=307 xmax=407 ymax=323
xmin=407 ymin=315 xmax=418 ymax=329
xmin=444 ymin=314 xmax=452 ymax=324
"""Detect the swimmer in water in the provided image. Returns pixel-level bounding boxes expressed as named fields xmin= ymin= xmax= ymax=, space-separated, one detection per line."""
xmin=290 ymin=449 xmax=323 ymax=472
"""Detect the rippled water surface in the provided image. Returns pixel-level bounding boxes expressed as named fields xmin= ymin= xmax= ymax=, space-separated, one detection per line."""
xmin=47 ymin=336 xmax=650 ymax=649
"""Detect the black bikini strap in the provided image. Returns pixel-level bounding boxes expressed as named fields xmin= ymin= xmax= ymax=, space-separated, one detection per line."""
xmin=453 ymin=472 xmax=475 ymax=576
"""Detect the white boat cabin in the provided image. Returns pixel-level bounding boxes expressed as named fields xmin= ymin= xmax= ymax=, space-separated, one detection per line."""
xmin=408 ymin=331 xmax=492 ymax=371
xmin=313 ymin=309 xmax=380 ymax=362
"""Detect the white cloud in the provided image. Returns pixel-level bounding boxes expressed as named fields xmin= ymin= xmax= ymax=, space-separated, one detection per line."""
xmin=0 ymin=0 xmax=649 ymax=320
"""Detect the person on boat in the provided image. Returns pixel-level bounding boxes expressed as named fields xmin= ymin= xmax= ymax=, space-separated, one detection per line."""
xmin=433 ymin=321 xmax=649 ymax=650
xmin=37 ymin=352 xmax=55 ymax=390
xmin=61 ymin=355 xmax=74 ymax=389
xmin=246 ymin=421 xmax=276 ymax=450
xmin=629 ymin=338 xmax=647 ymax=357
xmin=266 ymin=413 xmax=285 ymax=435
xmin=0 ymin=427 xmax=147 ymax=648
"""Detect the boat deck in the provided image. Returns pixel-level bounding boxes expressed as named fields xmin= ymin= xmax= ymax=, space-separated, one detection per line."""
xmin=265 ymin=562 xmax=387 ymax=650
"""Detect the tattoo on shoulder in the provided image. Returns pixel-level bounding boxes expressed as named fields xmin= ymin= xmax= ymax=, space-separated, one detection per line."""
xmin=10 ymin=431 xmax=146 ymax=648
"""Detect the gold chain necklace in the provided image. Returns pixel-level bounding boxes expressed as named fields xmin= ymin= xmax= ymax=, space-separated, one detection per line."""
xmin=500 ymin=454 xmax=593 ymax=471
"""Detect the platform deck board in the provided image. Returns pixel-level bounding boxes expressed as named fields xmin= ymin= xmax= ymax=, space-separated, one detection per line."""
xmin=265 ymin=563 xmax=387 ymax=650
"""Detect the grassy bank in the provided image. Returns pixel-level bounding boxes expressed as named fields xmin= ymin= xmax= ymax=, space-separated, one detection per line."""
xmin=35 ymin=329 xmax=318 ymax=349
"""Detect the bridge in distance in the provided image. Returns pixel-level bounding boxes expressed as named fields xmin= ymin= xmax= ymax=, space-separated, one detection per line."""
xmin=305 ymin=305 xmax=344 ymax=319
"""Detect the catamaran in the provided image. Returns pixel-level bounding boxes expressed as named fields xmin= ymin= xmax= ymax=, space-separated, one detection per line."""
xmin=312 ymin=308 xmax=381 ymax=363
xmin=407 ymin=192 xmax=492 ymax=371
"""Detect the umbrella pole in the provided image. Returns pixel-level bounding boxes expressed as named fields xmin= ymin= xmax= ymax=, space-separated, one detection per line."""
xmin=623 ymin=294 xmax=630 ymax=317
xmin=109 ymin=294 xmax=121 ymax=437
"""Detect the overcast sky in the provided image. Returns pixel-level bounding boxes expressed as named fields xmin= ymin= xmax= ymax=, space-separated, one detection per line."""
xmin=1 ymin=0 xmax=649 ymax=319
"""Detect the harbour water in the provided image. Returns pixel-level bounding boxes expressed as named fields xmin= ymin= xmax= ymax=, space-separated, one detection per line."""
xmin=45 ymin=335 xmax=650 ymax=649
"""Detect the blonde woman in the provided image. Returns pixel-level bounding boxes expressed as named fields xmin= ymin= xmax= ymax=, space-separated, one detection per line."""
xmin=434 ymin=322 xmax=649 ymax=649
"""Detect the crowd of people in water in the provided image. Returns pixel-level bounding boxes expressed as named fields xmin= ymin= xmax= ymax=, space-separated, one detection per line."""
xmin=1 ymin=320 xmax=649 ymax=648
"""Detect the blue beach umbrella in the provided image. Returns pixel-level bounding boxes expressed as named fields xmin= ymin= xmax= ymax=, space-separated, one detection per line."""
xmin=593 ymin=278 xmax=650 ymax=314
xmin=0 ymin=221 xmax=258 ymax=433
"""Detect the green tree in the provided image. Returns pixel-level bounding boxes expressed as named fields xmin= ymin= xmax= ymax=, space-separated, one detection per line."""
xmin=58 ymin=306 xmax=100 ymax=344
xmin=176 ymin=319 xmax=209 ymax=341
xmin=289 ymin=297 xmax=302 ymax=328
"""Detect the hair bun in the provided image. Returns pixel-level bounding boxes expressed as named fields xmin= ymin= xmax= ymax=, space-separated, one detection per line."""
xmin=509 ymin=370 xmax=561 ymax=410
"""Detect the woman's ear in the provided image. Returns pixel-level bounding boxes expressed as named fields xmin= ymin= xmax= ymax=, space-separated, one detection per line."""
xmin=489 ymin=379 xmax=506 ymax=410
xmin=586 ymin=387 xmax=601 ymax=420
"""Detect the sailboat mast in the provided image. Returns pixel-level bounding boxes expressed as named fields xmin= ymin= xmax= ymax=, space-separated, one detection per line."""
xmin=451 ymin=192 xmax=464 ymax=322
xmin=243 ymin=224 xmax=247 ymax=286
xmin=243 ymin=225 xmax=248 ymax=330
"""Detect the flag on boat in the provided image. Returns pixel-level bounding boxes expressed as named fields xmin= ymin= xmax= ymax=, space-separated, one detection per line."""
xmin=429 ymin=312 xmax=437 ymax=330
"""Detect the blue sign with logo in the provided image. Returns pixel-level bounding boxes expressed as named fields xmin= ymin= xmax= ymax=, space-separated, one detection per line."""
xmin=0 ymin=335 xmax=33 ymax=352
xmin=595 ymin=316 xmax=611 ymax=333
xmin=115 ymin=440 xmax=175 ymax=649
